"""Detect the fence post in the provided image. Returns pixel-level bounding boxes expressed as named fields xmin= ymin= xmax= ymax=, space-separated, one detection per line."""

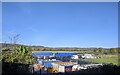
xmin=39 ymin=69 xmax=41 ymax=75
xmin=33 ymin=67 xmax=34 ymax=75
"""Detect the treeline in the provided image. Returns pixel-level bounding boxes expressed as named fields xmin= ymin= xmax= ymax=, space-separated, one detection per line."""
xmin=1 ymin=43 xmax=44 ymax=51
xmin=93 ymin=48 xmax=119 ymax=55
xmin=1 ymin=43 xmax=119 ymax=55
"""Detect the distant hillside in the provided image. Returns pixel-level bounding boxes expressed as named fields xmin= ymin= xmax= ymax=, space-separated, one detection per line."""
xmin=0 ymin=43 xmax=46 ymax=54
xmin=1 ymin=43 xmax=110 ymax=51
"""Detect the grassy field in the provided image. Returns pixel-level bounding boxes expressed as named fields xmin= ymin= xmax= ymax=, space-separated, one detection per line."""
xmin=83 ymin=54 xmax=118 ymax=65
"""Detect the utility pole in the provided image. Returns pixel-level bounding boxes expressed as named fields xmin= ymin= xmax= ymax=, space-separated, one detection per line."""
xmin=8 ymin=36 xmax=13 ymax=44
xmin=4 ymin=41 xmax=7 ymax=47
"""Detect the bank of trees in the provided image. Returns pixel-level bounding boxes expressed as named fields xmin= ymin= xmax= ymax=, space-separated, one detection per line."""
xmin=109 ymin=48 xmax=118 ymax=54
xmin=93 ymin=48 xmax=118 ymax=55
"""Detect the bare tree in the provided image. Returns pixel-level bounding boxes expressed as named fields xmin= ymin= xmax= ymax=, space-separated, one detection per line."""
xmin=13 ymin=34 xmax=20 ymax=44
xmin=8 ymin=34 xmax=20 ymax=44
xmin=8 ymin=36 xmax=13 ymax=44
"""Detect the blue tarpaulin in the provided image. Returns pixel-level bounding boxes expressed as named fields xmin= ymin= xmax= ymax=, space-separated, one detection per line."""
xmin=32 ymin=52 xmax=53 ymax=57
xmin=44 ymin=62 xmax=52 ymax=68
xmin=54 ymin=52 xmax=77 ymax=57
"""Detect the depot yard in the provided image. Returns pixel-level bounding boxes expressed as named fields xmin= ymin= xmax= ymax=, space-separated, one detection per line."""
xmin=32 ymin=51 xmax=118 ymax=74
xmin=32 ymin=51 xmax=118 ymax=65
xmin=32 ymin=52 xmax=79 ymax=73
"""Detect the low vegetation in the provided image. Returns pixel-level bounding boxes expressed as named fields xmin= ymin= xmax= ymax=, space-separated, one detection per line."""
xmin=2 ymin=45 xmax=36 ymax=64
xmin=83 ymin=54 xmax=118 ymax=65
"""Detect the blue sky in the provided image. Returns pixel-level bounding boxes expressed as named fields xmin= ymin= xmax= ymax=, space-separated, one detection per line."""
xmin=2 ymin=2 xmax=118 ymax=48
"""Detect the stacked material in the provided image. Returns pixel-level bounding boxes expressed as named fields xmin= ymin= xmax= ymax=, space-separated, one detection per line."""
xmin=38 ymin=60 xmax=43 ymax=65
xmin=52 ymin=62 xmax=77 ymax=73
xmin=53 ymin=62 xmax=76 ymax=66
xmin=43 ymin=61 xmax=52 ymax=68
xmin=47 ymin=67 xmax=57 ymax=73
xmin=72 ymin=65 xmax=80 ymax=71
xmin=34 ymin=64 xmax=44 ymax=69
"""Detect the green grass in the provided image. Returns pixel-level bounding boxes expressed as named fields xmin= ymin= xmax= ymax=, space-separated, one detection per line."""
xmin=77 ymin=51 xmax=94 ymax=54
xmin=83 ymin=54 xmax=118 ymax=65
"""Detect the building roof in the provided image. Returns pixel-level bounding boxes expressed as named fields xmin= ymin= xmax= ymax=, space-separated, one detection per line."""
xmin=32 ymin=52 xmax=53 ymax=57
xmin=53 ymin=62 xmax=76 ymax=66
xmin=34 ymin=64 xmax=44 ymax=69
xmin=54 ymin=52 xmax=77 ymax=57
xmin=44 ymin=62 xmax=52 ymax=68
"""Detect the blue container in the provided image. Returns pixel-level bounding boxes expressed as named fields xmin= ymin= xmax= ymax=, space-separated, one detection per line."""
xmin=38 ymin=60 xmax=43 ymax=65
xmin=55 ymin=52 xmax=77 ymax=57
xmin=44 ymin=62 xmax=52 ymax=68
xmin=32 ymin=52 xmax=53 ymax=57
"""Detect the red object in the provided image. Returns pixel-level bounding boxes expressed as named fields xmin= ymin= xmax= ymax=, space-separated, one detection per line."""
xmin=65 ymin=66 xmax=72 ymax=72
xmin=65 ymin=68 xmax=72 ymax=72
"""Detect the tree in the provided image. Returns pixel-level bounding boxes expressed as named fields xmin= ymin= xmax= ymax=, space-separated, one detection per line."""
xmin=98 ymin=48 xmax=104 ymax=54
xmin=8 ymin=34 xmax=20 ymax=44
xmin=93 ymin=49 xmax=98 ymax=54
xmin=13 ymin=34 xmax=20 ymax=44
xmin=109 ymin=48 xmax=117 ymax=54
xmin=2 ymin=45 xmax=35 ymax=64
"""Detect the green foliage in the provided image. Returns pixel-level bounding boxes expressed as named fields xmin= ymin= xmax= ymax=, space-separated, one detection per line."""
xmin=2 ymin=45 xmax=35 ymax=64
xmin=2 ymin=47 xmax=10 ymax=51
xmin=98 ymin=48 xmax=104 ymax=54
xmin=109 ymin=48 xmax=118 ymax=54
xmin=83 ymin=54 xmax=118 ymax=66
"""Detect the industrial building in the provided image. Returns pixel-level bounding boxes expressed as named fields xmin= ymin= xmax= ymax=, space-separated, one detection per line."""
xmin=81 ymin=54 xmax=96 ymax=59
